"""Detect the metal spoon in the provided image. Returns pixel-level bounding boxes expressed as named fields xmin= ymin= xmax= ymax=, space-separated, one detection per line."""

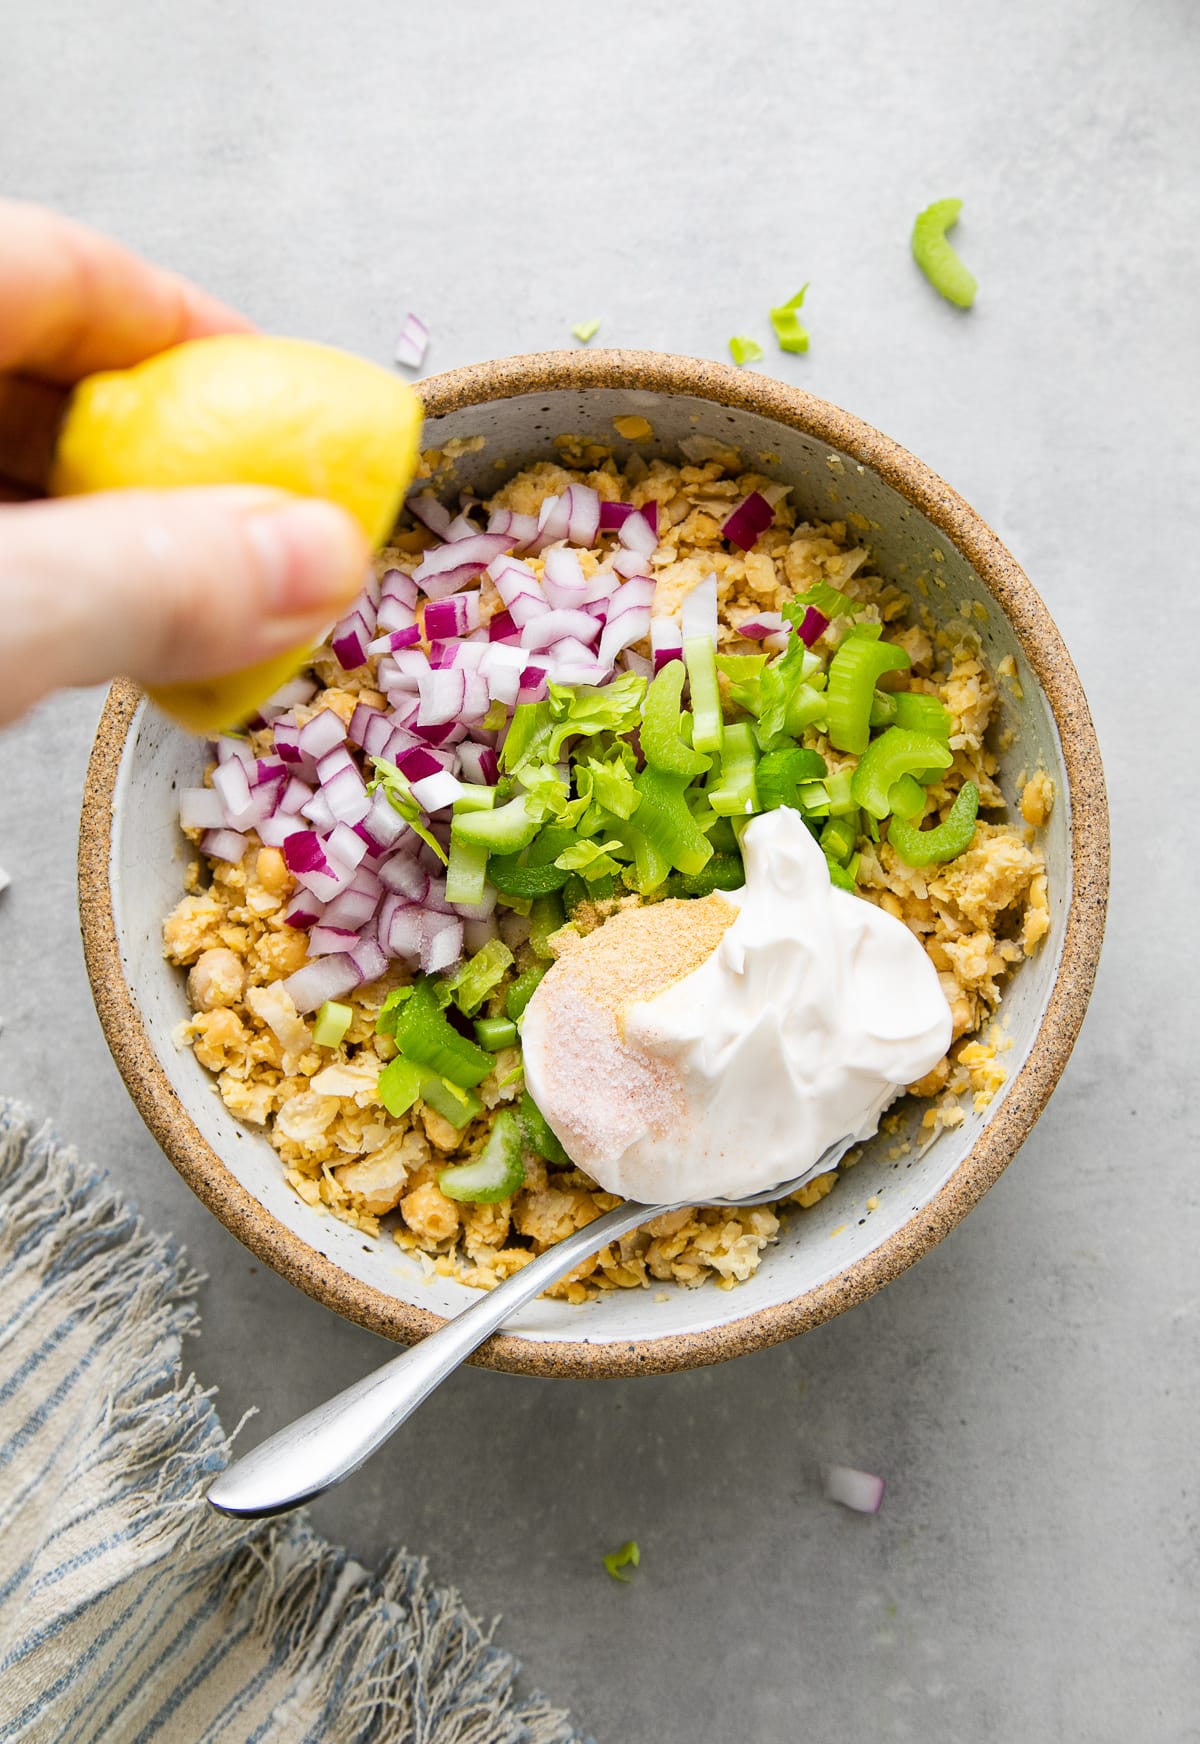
xmin=207 ymin=1137 xmax=853 ymax=1518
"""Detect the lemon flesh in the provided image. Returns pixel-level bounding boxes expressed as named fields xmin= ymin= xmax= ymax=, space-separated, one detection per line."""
xmin=52 ymin=334 xmax=423 ymax=732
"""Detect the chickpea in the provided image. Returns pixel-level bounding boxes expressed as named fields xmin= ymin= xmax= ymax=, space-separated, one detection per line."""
xmin=255 ymin=847 xmax=289 ymax=893
xmin=187 ymin=947 xmax=245 ymax=1012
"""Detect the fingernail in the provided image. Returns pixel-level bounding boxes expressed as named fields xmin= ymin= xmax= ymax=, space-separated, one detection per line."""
xmin=245 ymin=499 xmax=369 ymax=616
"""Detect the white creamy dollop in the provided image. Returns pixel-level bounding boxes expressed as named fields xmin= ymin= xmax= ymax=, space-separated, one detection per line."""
xmin=521 ymin=808 xmax=952 ymax=1205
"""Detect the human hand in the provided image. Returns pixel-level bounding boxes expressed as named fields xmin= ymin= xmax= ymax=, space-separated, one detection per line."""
xmin=0 ymin=201 xmax=368 ymax=726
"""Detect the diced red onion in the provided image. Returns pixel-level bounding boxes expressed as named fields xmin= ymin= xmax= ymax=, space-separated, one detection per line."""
xmin=260 ymin=675 xmax=318 ymax=719
xmin=507 ymin=591 xmax=551 ymax=629
xmin=200 ymin=828 xmax=246 ymax=863
xmin=416 ymin=668 xmax=467 ymax=727
xmin=278 ymin=777 xmax=313 ymax=814
xmin=612 ymin=547 xmax=651 ymax=579
xmin=257 ymin=814 xmax=299 ymax=849
xmin=348 ymin=935 xmax=388 ymax=984
xmin=824 ymin=1466 xmax=885 ymax=1514
xmin=283 ymin=954 xmax=360 ymax=1014
xmin=721 ymin=490 xmax=774 ymax=551
xmin=212 ymin=756 xmax=252 ymax=822
xmin=598 ymin=609 xmax=651 ymax=670
xmin=326 ymin=821 xmax=368 ymax=873
xmin=297 ymin=709 xmax=346 ymax=761
xmin=356 ymin=789 xmax=409 ymax=855
xmin=599 ymin=501 xmax=632 ymax=531
xmin=541 ymin=546 xmax=587 ymax=609
xmin=419 ymin=910 xmax=462 ymax=974
xmin=533 ymin=493 xmax=571 ymax=551
xmin=300 ymin=790 xmax=336 ymax=832
xmin=331 ymin=609 xmax=372 ymax=670
xmin=216 ymin=736 xmax=255 ymax=772
xmin=680 ymin=572 xmax=718 ymax=646
xmin=410 ymin=768 xmax=464 ymax=812
xmin=379 ymin=854 xmax=429 ymax=900
xmin=564 ymin=483 xmax=600 ymax=547
xmin=272 ymin=721 xmax=304 ymax=765
xmin=798 ymin=605 xmax=830 ymax=647
xmin=456 ymin=742 xmax=499 ymax=786
xmin=306 ymin=924 xmax=360 ymax=957
xmin=651 ymin=618 xmax=684 ymax=672
xmin=383 ymin=901 xmax=424 ymax=959
xmin=348 ymin=705 xmax=388 ymax=756
xmin=423 ymin=593 xmax=482 ymax=640
xmin=382 ymin=567 xmax=419 ymax=607
xmin=394 ymin=312 xmax=429 ymax=370
xmin=617 ymin=507 xmax=657 ymax=557
xmin=490 ymin=556 xmax=540 ymax=604
xmin=736 ymin=612 xmax=786 ymax=642
xmin=322 ymin=766 xmax=370 ymax=828
xmin=519 ymin=608 xmax=601 ymax=651
xmin=282 ymin=890 xmax=324 ymax=929
xmin=487 ymin=508 xmax=539 ymax=549
xmin=487 ymin=608 xmax=518 ymax=643
xmin=516 ymin=666 xmax=549 ymax=703
xmin=179 ymin=788 xmax=226 ymax=831
xmin=317 ymin=885 xmax=379 ymax=930
xmin=415 ymin=534 xmax=514 ymax=600
xmin=406 ymin=495 xmax=452 ymax=539
xmin=462 ymin=910 xmax=500 ymax=949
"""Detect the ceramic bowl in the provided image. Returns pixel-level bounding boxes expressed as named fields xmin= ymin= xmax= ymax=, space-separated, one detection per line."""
xmin=78 ymin=350 xmax=1109 ymax=1377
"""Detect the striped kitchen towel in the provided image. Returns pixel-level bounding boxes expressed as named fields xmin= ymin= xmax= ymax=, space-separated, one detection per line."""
xmin=0 ymin=1101 xmax=588 ymax=1744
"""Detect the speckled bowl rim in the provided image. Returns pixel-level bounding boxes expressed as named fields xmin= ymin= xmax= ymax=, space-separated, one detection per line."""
xmin=78 ymin=349 xmax=1109 ymax=1378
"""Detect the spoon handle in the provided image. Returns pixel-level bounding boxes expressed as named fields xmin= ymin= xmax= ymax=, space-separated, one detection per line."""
xmin=206 ymin=1196 xmax=663 ymax=1518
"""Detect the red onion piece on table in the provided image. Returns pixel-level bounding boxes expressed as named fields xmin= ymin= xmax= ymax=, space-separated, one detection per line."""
xmin=824 ymin=1467 xmax=885 ymax=1514
xmin=394 ymin=313 xmax=429 ymax=370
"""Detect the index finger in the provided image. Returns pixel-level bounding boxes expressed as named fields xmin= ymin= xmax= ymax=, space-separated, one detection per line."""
xmin=0 ymin=199 xmax=254 ymax=383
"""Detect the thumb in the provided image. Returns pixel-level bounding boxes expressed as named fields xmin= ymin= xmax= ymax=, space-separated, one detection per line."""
xmin=0 ymin=486 xmax=369 ymax=725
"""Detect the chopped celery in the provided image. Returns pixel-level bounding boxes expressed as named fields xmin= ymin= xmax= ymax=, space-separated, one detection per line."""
xmin=869 ymin=691 xmax=898 ymax=728
xmin=377 ymin=1054 xmax=423 ymax=1117
xmin=389 ymin=979 xmax=493 ymax=1087
xmin=445 ymin=834 xmax=489 ymax=906
xmin=603 ymin=1540 xmax=641 ymax=1583
xmin=519 ymin=1091 xmax=569 ymax=1166
xmin=583 ymin=754 xmax=642 ymax=819
xmin=716 ymin=651 xmax=768 ymax=684
xmin=453 ymin=785 xmax=498 ymax=813
xmin=665 ymin=852 xmax=745 ymax=897
xmin=793 ymin=578 xmax=862 ymax=622
xmin=505 ymin=961 xmax=548 ymax=1022
xmin=888 ymin=774 xmax=927 ymax=822
xmin=729 ymin=335 xmax=763 ymax=365
xmin=530 ymin=892 xmax=565 ymax=959
xmin=820 ymin=813 xmax=859 ymax=865
xmin=911 ymin=198 xmax=977 ymax=309
xmin=639 ymin=660 xmax=710 ymax=777
xmin=438 ymin=938 xmax=515 ymax=1018
xmin=474 ymin=1016 xmax=518 ymax=1051
xmin=769 ymin=284 xmax=810 ymax=354
xmin=826 ymin=857 xmax=857 ymax=892
xmin=419 ymin=1072 xmax=483 ymax=1128
xmin=451 ymin=794 xmax=543 ymax=854
xmin=823 ymin=769 xmax=857 ymax=816
xmin=707 ymin=722 xmax=759 ymax=816
xmin=439 ymin=1108 xmax=525 ymax=1202
xmin=889 ymin=781 xmax=979 ymax=866
xmin=632 ymin=766 xmax=713 ymax=875
xmin=892 ymin=691 xmax=952 ymax=739
xmin=756 ymin=745 xmax=828 ymax=811
xmin=825 ymin=635 xmax=910 ymax=754
xmin=850 ymin=727 xmax=953 ymax=819
xmin=555 ymin=837 xmax=624 ymax=881
xmin=312 ymin=1000 xmax=352 ymax=1049
xmin=683 ymin=637 xmax=724 ymax=755
xmin=571 ymin=319 xmax=601 ymax=343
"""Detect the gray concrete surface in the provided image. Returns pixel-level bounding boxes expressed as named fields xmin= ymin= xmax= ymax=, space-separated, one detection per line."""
xmin=1 ymin=2 xmax=1196 ymax=1738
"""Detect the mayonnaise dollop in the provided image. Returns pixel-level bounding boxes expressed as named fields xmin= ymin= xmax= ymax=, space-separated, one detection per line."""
xmin=521 ymin=808 xmax=952 ymax=1204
